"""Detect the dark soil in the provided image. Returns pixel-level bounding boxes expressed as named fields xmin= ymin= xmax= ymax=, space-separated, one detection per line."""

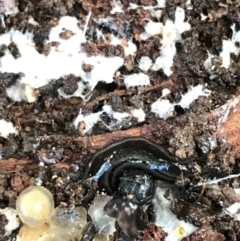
xmin=0 ymin=0 xmax=240 ymax=240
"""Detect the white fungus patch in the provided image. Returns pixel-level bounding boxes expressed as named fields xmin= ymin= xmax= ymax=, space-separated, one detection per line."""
xmin=6 ymin=82 xmax=37 ymax=103
xmin=220 ymin=24 xmax=240 ymax=68
xmin=178 ymin=84 xmax=211 ymax=109
xmin=151 ymin=85 xmax=211 ymax=120
xmin=150 ymin=9 xmax=163 ymax=20
xmin=128 ymin=0 xmax=166 ymax=10
xmin=0 ymin=208 xmax=20 ymax=236
xmin=58 ymin=81 xmax=90 ymax=100
xmin=102 ymin=105 xmax=130 ymax=121
xmin=222 ymin=186 xmax=240 ymax=221
xmin=97 ymin=17 xmax=135 ymax=55
xmin=221 ymin=185 xmax=240 ymax=221
xmin=81 ymin=55 xmax=124 ymax=85
xmin=161 ymin=88 xmax=171 ymax=97
xmin=0 ymin=6 xmax=191 ymax=104
xmin=74 ymin=105 xmax=147 ymax=134
xmin=151 ymin=99 xmax=175 ymax=120
xmin=204 ymin=24 xmax=240 ymax=71
xmin=203 ymin=51 xmax=215 ymax=72
xmin=200 ymin=13 xmax=208 ymax=21
xmin=150 ymin=88 xmax=174 ymax=120
xmin=156 ymin=0 xmax=166 ymax=7
xmin=151 ymin=7 xmax=191 ymax=76
xmin=0 ymin=14 xmax=124 ymax=102
xmin=97 ymin=17 xmax=127 ymax=38
xmin=151 ymin=42 xmax=176 ymax=77
xmin=226 ymin=202 xmax=240 ymax=221
xmin=131 ymin=108 xmax=146 ymax=122
xmin=154 ymin=188 xmax=197 ymax=241
xmin=111 ymin=36 xmax=137 ymax=57
xmin=74 ymin=105 xmax=131 ymax=134
xmin=74 ymin=110 xmax=103 ymax=135
xmin=124 ymin=73 xmax=150 ymax=89
xmin=138 ymin=56 xmax=153 ymax=72
xmin=186 ymin=0 xmax=193 ymax=10
xmin=47 ymin=15 xmax=86 ymax=52
xmin=110 ymin=0 xmax=123 ymax=14
xmin=144 ymin=21 xmax=163 ymax=36
xmin=0 ymin=119 xmax=18 ymax=138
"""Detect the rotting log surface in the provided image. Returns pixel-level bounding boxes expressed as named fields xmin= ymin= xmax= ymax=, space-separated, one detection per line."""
xmin=3 ymin=92 xmax=240 ymax=174
xmin=2 ymin=94 xmax=240 ymax=173
xmin=0 ymin=120 xmax=170 ymax=173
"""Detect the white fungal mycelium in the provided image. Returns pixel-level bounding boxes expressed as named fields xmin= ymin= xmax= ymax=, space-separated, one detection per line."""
xmin=154 ymin=188 xmax=197 ymax=241
xmin=204 ymin=24 xmax=240 ymax=72
xmin=0 ymin=119 xmax=18 ymax=139
xmin=151 ymin=84 xmax=211 ymax=120
xmin=124 ymin=73 xmax=150 ymax=89
xmin=0 ymin=208 xmax=19 ymax=236
xmin=138 ymin=56 xmax=153 ymax=72
xmin=0 ymin=13 xmax=124 ymax=103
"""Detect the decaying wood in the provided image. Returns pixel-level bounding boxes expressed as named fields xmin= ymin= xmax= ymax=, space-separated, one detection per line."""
xmin=85 ymin=79 xmax=174 ymax=110
xmin=213 ymin=94 xmax=240 ymax=155
xmin=0 ymin=158 xmax=70 ymax=174
xmin=80 ymin=119 xmax=169 ymax=152
xmin=3 ymin=92 xmax=240 ymax=174
xmin=0 ymin=119 xmax=170 ymax=173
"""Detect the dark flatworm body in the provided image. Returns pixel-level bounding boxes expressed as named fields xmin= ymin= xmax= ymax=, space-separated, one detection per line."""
xmin=84 ymin=137 xmax=205 ymax=195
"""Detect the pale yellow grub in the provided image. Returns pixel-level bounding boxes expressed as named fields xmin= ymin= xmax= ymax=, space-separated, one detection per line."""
xmin=37 ymin=227 xmax=75 ymax=241
xmin=16 ymin=186 xmax=54 ymax=228
xmin=18 ymin=224 xmax=49 ymax=241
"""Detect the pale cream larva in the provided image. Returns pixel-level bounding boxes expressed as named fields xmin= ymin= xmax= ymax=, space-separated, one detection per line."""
xmin=0 ymin=0 xmax=16 ymax=27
